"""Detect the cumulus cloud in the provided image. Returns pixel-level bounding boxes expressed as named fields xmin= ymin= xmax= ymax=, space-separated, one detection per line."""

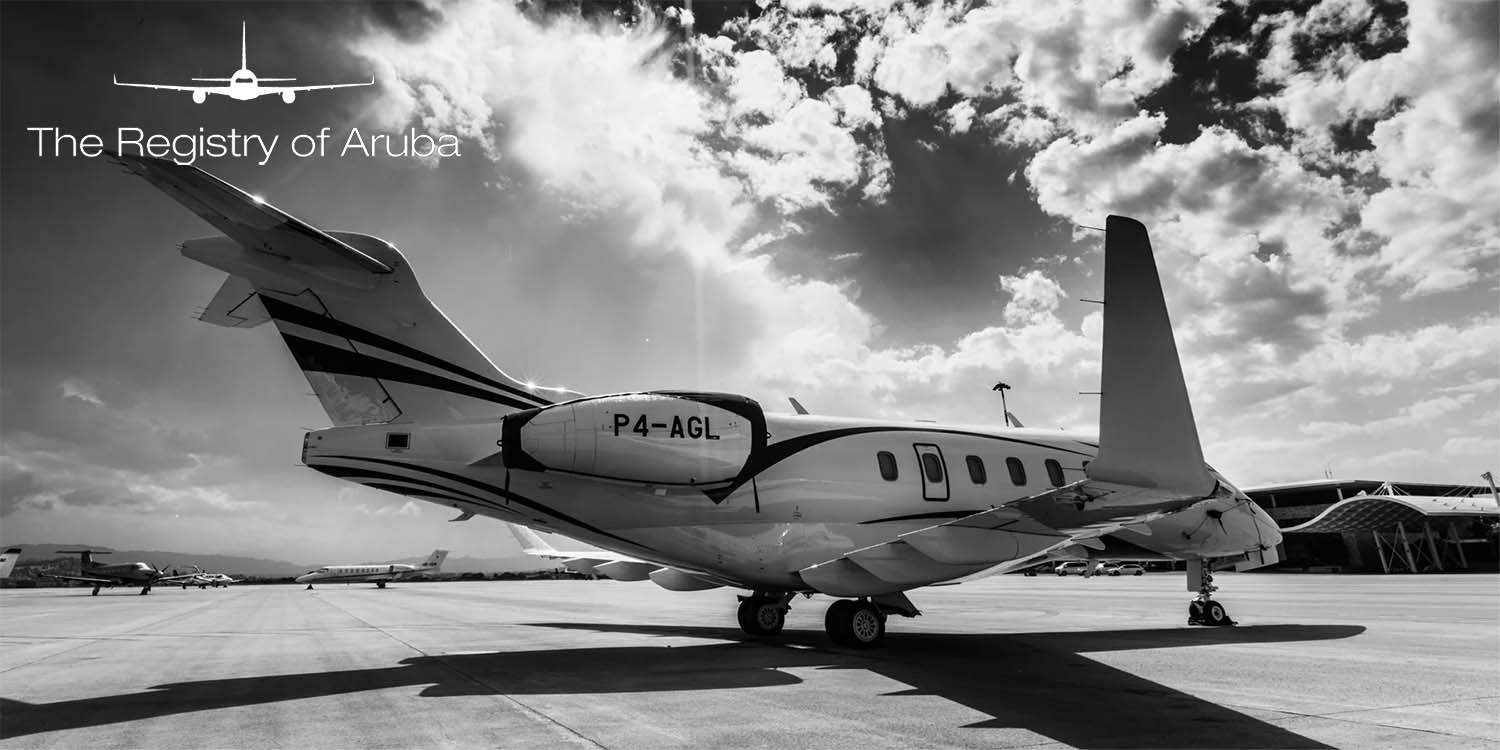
xmin=1249 ymin=0 xmax=1500 ymax=296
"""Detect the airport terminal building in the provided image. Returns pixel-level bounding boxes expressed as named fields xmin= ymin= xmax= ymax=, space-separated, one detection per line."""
xmin=1245 ymin=479 xmax=1499 ymax=573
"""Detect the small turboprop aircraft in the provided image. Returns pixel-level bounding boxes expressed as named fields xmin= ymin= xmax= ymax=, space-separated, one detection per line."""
xmin=174 ymin=566 xmax=240 ymax=588
xmin=112 ymin=153 xmax=1281 ymax=646
xmin=12 ymin=550 xmax=203 ymax=595
xmin=113 ymin=22 xmax=372 ymax=104
xmin=296 ymin=549 xmax=448 ymax=589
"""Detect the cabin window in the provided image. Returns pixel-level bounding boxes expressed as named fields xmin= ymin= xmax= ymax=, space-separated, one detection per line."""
xmin=386 ymin=432 xmax=410 ymax=450
xmin=921 ymin=453 xmax=945 ymax=483
xmin=1006 ymin=457 xmax=1027 ymax=486
xmin=1045 ymin=458 xmax=1065 ymax=487
xmin=876 ymin=451 xmax=899 ymax=481
xmin=965 ymin=455 xmax=987 ymax=484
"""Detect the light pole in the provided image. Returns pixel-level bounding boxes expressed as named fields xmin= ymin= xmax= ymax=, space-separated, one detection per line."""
xmin=992 ymin=381 xmax=1013 ymax=428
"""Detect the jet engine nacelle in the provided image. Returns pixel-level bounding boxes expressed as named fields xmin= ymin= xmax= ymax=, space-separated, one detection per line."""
xmin=501 ymin=392 xmax=765 ymax=487
xmin=281 ymin=91 xmax=296 ymax=104
xmin=192 ymin=90 xmax=207 ymax=104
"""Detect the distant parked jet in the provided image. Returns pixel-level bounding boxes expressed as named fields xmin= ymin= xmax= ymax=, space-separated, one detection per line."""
xmin=114 ymin=22 xmax=372 ymax=104
xmin=297 ymin=549 xmax=448 ymax=589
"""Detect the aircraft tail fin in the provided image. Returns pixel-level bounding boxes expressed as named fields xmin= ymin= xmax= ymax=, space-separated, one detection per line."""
xmin=57 ymin=550 xmax=108 ymax=569
xmin=240 ymin=20 xmax=247 ymax=70
xmin=1086 ymin=216 xmax=1213 ymax=495
xmin=507 ymin=524 xmax=560 ymax=556
xmin=111 ymin=153 xmax=578 ymax=426
xmin=0 ymin=548 xmax=23 ymax=579
xmin=419 ymin=549 xmax=449 ymax=570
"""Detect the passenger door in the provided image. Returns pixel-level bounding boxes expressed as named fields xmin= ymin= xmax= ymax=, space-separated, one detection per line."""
xmin=912 ymin=443 xmax=949 ymax=501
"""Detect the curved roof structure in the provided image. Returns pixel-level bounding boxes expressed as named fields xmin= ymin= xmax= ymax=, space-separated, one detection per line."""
xmin=1284 ymin=495 xmax=1499 ymax=534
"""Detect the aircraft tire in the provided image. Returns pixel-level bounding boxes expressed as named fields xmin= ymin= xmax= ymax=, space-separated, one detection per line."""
xmin=376 ymin=581 xmax=387 ymax=589
xmin=1204 ymin=600 xmax=1232 ymax=626
xmin=91 ymin=587 xmax=100 ymax=596
xmin=736 ymin=597 xmax=784 ymax=635
xmin=826 ymin=600 xmax=884 ymax=648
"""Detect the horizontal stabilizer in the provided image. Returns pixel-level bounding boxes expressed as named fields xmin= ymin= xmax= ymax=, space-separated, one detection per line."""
xmin=198 ymin=274 xmax=268 ymax=328
xmin=109 ymin=153 xmax=390 ymax=274
xmin=1087 ymin=216 xmax=1214 ymax=495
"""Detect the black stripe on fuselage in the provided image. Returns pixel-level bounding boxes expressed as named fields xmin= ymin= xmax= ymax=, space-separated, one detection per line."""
xmin=858 ymin=510 xmax=976 ymax=525
xmin=281 ymin=334 xmax=539 ymax=411
xmin=310 ymin=468 xmax=498 ymax=510
xmin=314 ymin=455 xmax=643 ymax=550
xmin=260 ymin=295 xmax=552 ymax=409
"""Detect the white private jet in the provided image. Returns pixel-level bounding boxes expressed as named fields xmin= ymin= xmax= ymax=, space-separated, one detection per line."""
xmin=111 ymin=153 xmax=1282 ymax=647
xmin=296 ymin=549 xmax=449 ymax=589
xmin=114 ymin=22 xmax=372 ymax=104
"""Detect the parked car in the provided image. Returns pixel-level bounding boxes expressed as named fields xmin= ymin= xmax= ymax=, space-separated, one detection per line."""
xmin=1107 ymin=563 xmax=1145 ymax=576
xmin=1055 ymin=561 xmax=1090 ymax=576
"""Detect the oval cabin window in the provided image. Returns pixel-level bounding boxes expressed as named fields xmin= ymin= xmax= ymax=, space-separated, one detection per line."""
xmin=966 ymin=455 xmax=987 ymax=484
xmin=1006 ymin=457 xmax=1027 ymax=486
xmin=921 ymin=452 xmax=944 ymax=483
xmin=877 ymin=451 xmax=899 ymax=481
xmin=1045 ymin=458 xmax=1065 ymax=487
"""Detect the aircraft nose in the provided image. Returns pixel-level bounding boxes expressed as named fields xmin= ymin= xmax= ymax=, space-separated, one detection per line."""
xmin=294 ymin=574 xmax=311 ymax=583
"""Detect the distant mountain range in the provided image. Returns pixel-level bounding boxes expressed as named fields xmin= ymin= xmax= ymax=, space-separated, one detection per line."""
xmin=0 ymin=544 xmax=556 ymax=577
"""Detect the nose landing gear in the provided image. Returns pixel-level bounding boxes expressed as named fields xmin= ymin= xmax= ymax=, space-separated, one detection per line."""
xmin=1187 ymin=559 xmax=1234 ymax=626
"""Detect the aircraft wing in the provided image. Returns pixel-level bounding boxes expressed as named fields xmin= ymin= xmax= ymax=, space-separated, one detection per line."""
xmin=113 ymin=77 xmax=222 ymax=94
xmin=262 ymin=79 xmax=373 ymax=93
xmin=106 ymin=153 xmax=392 ymax=275
xmin=39 ymin=573 xmax=127 ymax=585
xmin=507 ymin=524 xmax=722 ymax=591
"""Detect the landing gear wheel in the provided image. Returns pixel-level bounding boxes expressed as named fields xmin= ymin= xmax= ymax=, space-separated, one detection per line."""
xmin=736 ymin=597 xmax=786 ymax=635
xmin=1186 ymin=561 xmax=1236 ymax=626
xmin=825 ymin=600 xmax=885 ymax=648
xmin=305 ymin=584 xmax=314 ymax=590
xmin=140 ymin=586 xmax=150 ymax=595
xmin=91 ymin=587 xmax=100 ymax=596
xmin=376 ymin=581 xmax=387 ymax=589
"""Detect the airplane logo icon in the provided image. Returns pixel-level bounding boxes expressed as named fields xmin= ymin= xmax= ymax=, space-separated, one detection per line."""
xmin=114 ymin=22 xmax=373 ymax=103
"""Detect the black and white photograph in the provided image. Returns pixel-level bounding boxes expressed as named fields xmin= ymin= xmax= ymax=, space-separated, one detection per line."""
xmin=2 ymin=1 xmax=1496 ymax=747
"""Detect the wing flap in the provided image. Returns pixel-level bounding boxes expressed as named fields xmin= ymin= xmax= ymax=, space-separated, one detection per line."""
xmin=591 ymin=560 xmax=658 ymax=582
xmin=648 ymin=568 xmax=722 ymax=591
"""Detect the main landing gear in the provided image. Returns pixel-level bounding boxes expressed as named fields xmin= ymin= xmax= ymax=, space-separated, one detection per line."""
xmin=825 ymin=599 xmax=885 ymax=647
xmin=734 ymin=591 xmax=917 ymax=648
xmin=139 ymin=586 xmax=151 ymax=596
xmin=91 ymin=586 xmax=101 ymax=596
xmin=376 ymin=581 xmax=387 ymax=589
xmin=1187 ymin=559 xmax=1234 ymax=626
xmin=736 ymin=592 xmax=792 ymax=635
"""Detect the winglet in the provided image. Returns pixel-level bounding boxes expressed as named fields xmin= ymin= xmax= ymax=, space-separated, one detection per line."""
xmin=1086 ymin=216 xmax=1214 ymax=494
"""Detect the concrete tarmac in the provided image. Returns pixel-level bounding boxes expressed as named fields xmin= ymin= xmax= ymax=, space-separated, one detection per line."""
xmin=0 ymin=573 xmax=1495 ymax=749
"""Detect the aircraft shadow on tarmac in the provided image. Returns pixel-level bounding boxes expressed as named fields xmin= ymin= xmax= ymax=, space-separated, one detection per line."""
xmin=0 ymin=623 xmax=1363 ymax=749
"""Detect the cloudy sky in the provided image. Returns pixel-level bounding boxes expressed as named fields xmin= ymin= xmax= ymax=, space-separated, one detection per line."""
xmin=2 ymin=0 xmax=1495 ymax=562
